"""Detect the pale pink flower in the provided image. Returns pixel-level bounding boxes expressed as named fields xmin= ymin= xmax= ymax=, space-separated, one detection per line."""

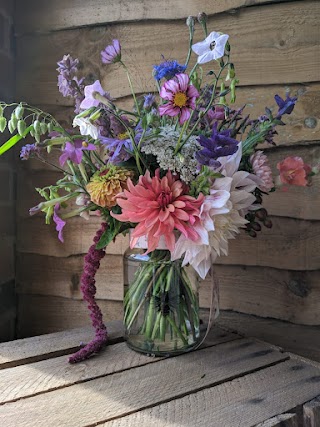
xmin=111 ymin=169 xmax=204 ymax=253
xmin=250 ymin=150 xmax=274 ymax=192
xmin=277 ymin=156 xmax=311 ymax=187
xmin=159 ymin=73 xmax=199 ymax=125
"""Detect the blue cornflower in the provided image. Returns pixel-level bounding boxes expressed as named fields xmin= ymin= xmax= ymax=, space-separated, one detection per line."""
xmin=153 ymin=59 xmax=187 ymax=80
xmin=195 ymin=123 xmax=239 ymax=168
xmin=274 ymin=94 xmax=297 ymax=118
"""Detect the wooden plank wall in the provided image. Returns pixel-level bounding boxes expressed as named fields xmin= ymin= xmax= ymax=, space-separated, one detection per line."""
xmin=0 ymin=0 xmax=16 ymax=341
xmin=14 ymin=0 xmax=320 ymax=337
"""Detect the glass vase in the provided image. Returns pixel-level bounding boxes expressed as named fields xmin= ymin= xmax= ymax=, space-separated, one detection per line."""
xmin=124 ymin=248 xmax=201 ymax=356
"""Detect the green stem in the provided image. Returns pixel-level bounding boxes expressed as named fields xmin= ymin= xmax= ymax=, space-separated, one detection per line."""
xmin=166 ymin=316 xmax=188 ymax=346
xmin=120 ymin=61 xmax=140 ymax=116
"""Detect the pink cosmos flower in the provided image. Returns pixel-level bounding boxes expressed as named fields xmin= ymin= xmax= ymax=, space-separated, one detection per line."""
xmin=111 ymin=169 xmax=204 ymax=253
xmin=277 ymin=156 xmax=311 ymax=187
xmin=159 ymin=73 xmax=199 ymax=125
xmin=101 ymin=40 xmax=121 ymax=64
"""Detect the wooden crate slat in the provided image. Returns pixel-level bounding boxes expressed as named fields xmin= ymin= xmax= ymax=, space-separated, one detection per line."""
xmin=15 ymin=0 xmax=297 ymax=33
xmin=303 ymin=396 xmax=320 ymax=427
xmin=101 ymin=360 xmax=320 ymax=427
xmin=255 ymin=413 xmax=298 ymax=427
xmin=0 ymin=339 xmax=288 ymax=427
xmin=16 ymin=1 xmax=320 ymax=105
xmin=16 ymin=216 xmax=320 ymax=270
xmin=0 ymin=328 xmax=239 ymax=405
xmin=17 ymin=295 xmax=123 ymax=338
xmin=0 ymin=321 xmax=122 ymax=369
xmin=216 ymin=311 xmax=320 ymax=362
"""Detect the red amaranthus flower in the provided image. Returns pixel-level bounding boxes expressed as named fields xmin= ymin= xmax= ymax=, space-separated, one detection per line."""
xmin=112 ymin=169 xmax=204 ymax=252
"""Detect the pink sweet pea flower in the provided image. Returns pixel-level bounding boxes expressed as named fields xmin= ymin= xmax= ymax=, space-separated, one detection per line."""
xmin=277 ymin=156 xmax=312 ymax=187
xmin=159 ymin=73 xmax=199 ymax=125
xmin=59 ymin=140 xmax=96 ymax=166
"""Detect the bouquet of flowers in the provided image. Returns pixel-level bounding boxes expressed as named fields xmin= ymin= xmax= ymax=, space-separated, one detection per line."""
xmin=0 ymin=13 xmax=316 ymax=360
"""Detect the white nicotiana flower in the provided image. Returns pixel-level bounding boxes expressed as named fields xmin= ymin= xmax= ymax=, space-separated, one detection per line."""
xmin=73 ymin=117 xmax=99 ymax=140
xmin=192 ymin=31 xmax=229 ymax=64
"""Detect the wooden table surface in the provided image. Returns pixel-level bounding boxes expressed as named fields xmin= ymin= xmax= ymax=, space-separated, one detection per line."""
xmin=0 ymin=320 xmax=320 ymax=427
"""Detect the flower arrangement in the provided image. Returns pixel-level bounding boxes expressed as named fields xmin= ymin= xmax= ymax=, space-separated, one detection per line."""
xmin=0 ymin=13 xmax=317 ymax=360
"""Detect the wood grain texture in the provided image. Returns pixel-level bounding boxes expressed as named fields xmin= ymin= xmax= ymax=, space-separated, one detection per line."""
xmin=17 ymin=295 xmax=123 ymax=337
xmin=15 ymin=0 xmax=297 ymax=33
xmin=255 ymin=413 xmax=298 ymax=427
xmin=0 ymin=321 xmax=122 ymax=369
xmin=216 ymin=311 xmax=320 ymax=362
xmin=16 ymin=253 xmax=124 ymax=301
xmin=16 ymin=1 xmax=320 ymax=105
xmin=100 ymin=360 xmax=320 ymax=427
xmin=303 ymin=396 xmax=320 ymax=427
xmin=0 ymin=328 xmax=238 ymax=405
xmin=17 ymin=215 xmax=320 ymax=270
xmin=202 ymin=266 xmax=320 ymax=325
xmin=0 ymin=338 xmax=288 ymax=427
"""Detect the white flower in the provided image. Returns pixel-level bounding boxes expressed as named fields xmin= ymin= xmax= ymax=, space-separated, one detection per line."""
xmin=192 ymin=31 xmax=229 ymax=64
xmin=73 ymin=117 xmax=99 ymax=140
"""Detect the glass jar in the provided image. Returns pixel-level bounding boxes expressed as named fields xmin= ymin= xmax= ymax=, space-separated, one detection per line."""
xmin=124 ymin=247 xmax=201 ymax=356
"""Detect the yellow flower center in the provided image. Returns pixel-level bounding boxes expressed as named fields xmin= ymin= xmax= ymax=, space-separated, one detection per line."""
xmin=117 ymin=132 xmax=128 ymax=140
xmin=173 ymin=92 xmax=188 ymax=108
xmin=82 ymin=141 xmax=88 ymax=147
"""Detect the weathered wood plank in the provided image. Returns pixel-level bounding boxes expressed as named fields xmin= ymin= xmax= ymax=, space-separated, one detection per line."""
xmin=101 ymin=360 xmax=320 ymax=427
xmin=0 ymin=338 xmax=288 ymax=427
xmin=15 ymin=0 xmax=298 ymax=33
xmin=16 ymin=1 xmax=320 ymax=105
xmin=0 ymin=321 xmax=123 ymax=369
xmin=201 ymin=266 xmax=320 ymax=325
xmin=216 ymin=311 xmax=320 ymax=362
xmin=0 ymin=328 xmax=238 ymax=405
xmin=255 ymin=413 xmax=298 ymax=427
xmin=16 ymin=252 xmax=124 ymax=301
xmin=17 ymin=215 xmax=320 ymax=270
xmin=303 ymin=396 xmax=320 ymax=427
xmin=17 ymin=295 xmax=123 ymax=337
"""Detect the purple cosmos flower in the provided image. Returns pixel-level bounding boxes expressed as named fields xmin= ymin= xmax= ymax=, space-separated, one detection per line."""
xmin=159 ymin=73 xmax=199 ymax=125
xmin=143 ymin=93 xmax=156 ymax=109
xmin=59 ymin=140 xmax=96 ymax=166
xmin=153 ymin=59 xmax=187 ymax=80
xmin=274 ymin=94 xmax=297 ymax=117
xmin=53 ymin=204 xmax=66 ymax=243
xmin=196 ymin=123 xmax=239 ymax=168
xmin=80 ymin=80 xmax=107 ymax=110
xmin=20 ymin=144 xmax=40 ymax=160
xmin=101 ymin=40 xmax=121 ymax=64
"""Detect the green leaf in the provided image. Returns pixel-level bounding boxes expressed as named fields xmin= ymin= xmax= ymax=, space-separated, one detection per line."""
xmin=95 ymin=220 xmax=121 ymax=250
xmin=0 ymin=125 xmax=33 ymax=156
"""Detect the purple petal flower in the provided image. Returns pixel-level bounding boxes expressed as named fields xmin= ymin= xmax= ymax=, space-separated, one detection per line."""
xmin=57 ymin=54 xmax=79 ymax=76
xmin=143 ymin=93 xmax=156 ymax=109
xmin=274 ymin=94 xmax=297 ymax=117
xmin=101 ymin=40 xmax=121 ymax=64
xmin=154 ymin=59 xmax=187 ymax=81
xmin=80 ymin=80 xmax=107 ymax=110
xmin=53 ymin=204 xmax=66 ymax=243
xmin=20 ymin=144 xmax=40 ymax=160
xmin=100 ymin=136 xmax=133 ymax=164
xmin=196 ymin=123 xmax=239 ymax=168
xmin=59 ymin=140 xmax=96 ymax=166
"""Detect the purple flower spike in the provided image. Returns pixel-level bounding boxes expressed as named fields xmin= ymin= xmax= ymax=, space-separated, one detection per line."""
xmin=80 ymin=80 xmax=107 ymax=110
xmin=196 ymin=123 xmax=239 ymax=168
xmin=53 ymin=204 xmax=66 ymax=243
xmin=59 ymin=140 xmax=96 ymax=166
xmin=101 ymin=40 xmax=121 ymax=64
xmin=274 ymin=94 xmax=297 ymax=118
xmin=20 ymin=144 xmax=40 ymax=160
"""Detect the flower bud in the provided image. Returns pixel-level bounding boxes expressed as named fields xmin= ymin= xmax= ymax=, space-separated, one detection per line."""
xmin=251 ymin=222 xmax=261 ymax=232
xmin=226 ymin=63 xmax=235 ymax=81
xmin=14 ymin=104 xmax=24 ymax=120
xmin=40 ymin=122 xmax=47 ymax=134
xmin=0 ymin=117 xmax=7 ymax=132
xmin=255 ymin=208 xmax=267 ymax=220
xmin=35 ymin=133 xmax=41 ymax=144
xmin=8 ymin=119 xmax=16 ymax=133
xmin=89 ymin=109 xmax=101 ymax=121
xmin=186 ymin=16 xmax=195 ymax=31
xmin=197 ymin=12 xmax=207 ymax=25
xmin=33 ymin=119 xmax=41 ymax=134
xmin=248 ymin=229 xmax=257 ymax=238
xmin=47 ymin=122 xmax=54 ymax=133
xmin=230 ymin=78 xmax=239 ymax=103
xmin=263 ymin=218 xmax=273 ymax=228
xmin=17 ymin=119 xmax=27 ymax=136
xmin=219 ymin=82 xmax=226 ymax=105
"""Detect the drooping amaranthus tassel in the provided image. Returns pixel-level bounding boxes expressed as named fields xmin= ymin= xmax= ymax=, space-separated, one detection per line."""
xmin=69 ymin=222 xmax=108 ymax=363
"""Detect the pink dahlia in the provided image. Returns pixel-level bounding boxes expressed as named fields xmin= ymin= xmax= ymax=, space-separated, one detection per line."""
xmin=277 ymin=156 xmax=312 ymax=187
xmin=250 ymin=150 xmax=274 ymax=192
xmin=111 ymin=169 xmax=204 ymax=252
xmin=159 ymin=73 xmax=199 ymax=125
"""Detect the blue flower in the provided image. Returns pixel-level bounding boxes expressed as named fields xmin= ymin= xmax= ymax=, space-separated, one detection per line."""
xmin=143 ymin=93 xmax=156 ymax=109
xmin=274 ymin=94 xmax=297 ymax=117
xmin=100 ymin=135 xmax=133 ymax=164
xmin=153 ymin=59 xmax=187 ymax=80
xmin=195 ymin=123 xmax=239 ymax=168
